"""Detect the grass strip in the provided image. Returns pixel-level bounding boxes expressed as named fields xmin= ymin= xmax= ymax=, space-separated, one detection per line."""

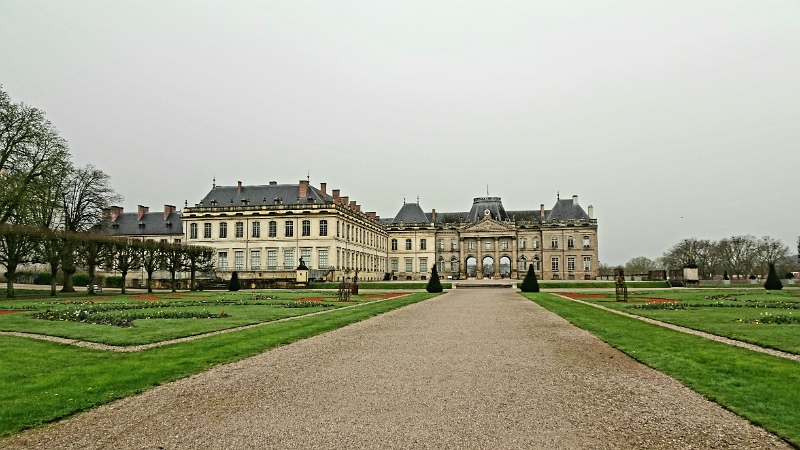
xmin=522 ymin=292 xmax=800 ymax=447
xmin=0 ymin=292 xmax=438 ymax=438
xmin=310 ymin=282 xmax=451 ymax=290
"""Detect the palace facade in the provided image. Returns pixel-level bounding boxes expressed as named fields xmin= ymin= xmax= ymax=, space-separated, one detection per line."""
xmin=178 ymin=179 xmax=599 ymax=282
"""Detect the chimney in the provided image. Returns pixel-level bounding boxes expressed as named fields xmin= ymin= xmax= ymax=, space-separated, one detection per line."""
xmin=341 ymin=196 xmax=349 ymax=207
xmin=163 ymin=205 xmax=176 ymax=220
xmin=109 ymin=206 xmax=123 ymax=222
xmin=137 ymin=205 xmax=149 ymax=221
xmin=572 ymin=195 xmax=578 ymax=206
xmin=332 ymin=189 xmax=340 ymax=203
xmin=355 ymin=204 xmax=361 ymax=213
xmin=298 ymin=180 xmax=309 ymax=198
xmin=320 ymin=182 xmax=327 ymax=196
xmin=367 ymin=212 xmax=376 ymax=220
xmin=237 ymin=181 xmax=243 ymax=194
xmin=588 ymin=205 xmax=594 ymax=219
xmin=540 ymin=204 xmax=545 ymax=218
xmin=349 ymin=200 xmax=357 ymax=210
xmin=269 ymin=181 xmax=277 ymax=186
xmin=431 ymin=209 xmax=437 ymax=222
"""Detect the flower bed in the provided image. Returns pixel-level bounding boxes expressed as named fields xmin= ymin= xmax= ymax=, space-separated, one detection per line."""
xmin=295 ymin=297 xmax=324 ymax=302
xmin=31 ymin=308 xmax=227 ymax=327
xmin=362 ymin=294 xmax=406 ymax=299
xmin=646 ymin=298 xmax=682 ymax=303
xmin=0 ymin=310 xmax=30 ymax=315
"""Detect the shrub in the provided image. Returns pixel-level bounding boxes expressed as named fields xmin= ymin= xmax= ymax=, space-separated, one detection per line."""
xmin=520 ymin=264 xmax=540 ymax=292
xmin=749 ymin=274 xmax=757 ymax=280
xmin=787 ymin=272 xmax=795 ymax=280
xmin=34 ymin=273 xmax=52 ymax=285
xmin=105 ymin=276 xmax=123 ymax=288
xmin=73 ymin=273 xmax=90 ymax=287
xmin=764 ymin=263 xmax=783 ymax=290
xmin=426 ymin=266 xmax=443 ymax=293
xmin=228 ymin=271 xmax=241 ymax=291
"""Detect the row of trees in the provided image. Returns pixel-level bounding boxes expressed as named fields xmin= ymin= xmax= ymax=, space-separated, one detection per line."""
xmin=0 ymin=225 xmax=213 ymax=297
xmin=623 ymin=235 xmax=799 ymax=280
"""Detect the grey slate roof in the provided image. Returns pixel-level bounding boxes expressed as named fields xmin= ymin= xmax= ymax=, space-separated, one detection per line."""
xmin=392 ymin=202 xmax=430 ymax=224
xmin=107 ymin=211 xmax=184 ymax=237
xmin=198 ymin=184 xmax=332 ymax=207
xmin=546 ymin=199 xmax=591 ymax=221
xmin=466 ymin=197 xmax=510 ymax=222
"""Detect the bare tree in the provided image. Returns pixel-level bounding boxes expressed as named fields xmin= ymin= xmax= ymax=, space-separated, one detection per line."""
xmin=0 ymin=86 xmax=71 ymax=224
xmin=140 ymin=240 xmax=164 ymax=293
xmin=183 ymin=245 xmax=214 ymax=291
xmin=110 ymin=239 xmax=142 ymax=295
xmin=624 ymin=256 xmax=660 ymax=275
xmin=0 ymin=224 xmax=42 ymax=298
xmin=75 ymin=233 xmax=115 ymax=294
xmin=754 ymin=236 xmax=789 ymax=277
xmin=717 ymin=235 xmax=759 ymax=279
xmin=160 ymin=242 xmax=184 ymax=292
xmin=60 ymin=165 xmax=121 ymax=292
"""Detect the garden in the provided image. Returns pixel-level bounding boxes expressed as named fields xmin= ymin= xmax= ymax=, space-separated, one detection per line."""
xmin=0 ymin=289 xmax=438 ymax=437
xmin=559 ymin=288 xmax=800 ymax=355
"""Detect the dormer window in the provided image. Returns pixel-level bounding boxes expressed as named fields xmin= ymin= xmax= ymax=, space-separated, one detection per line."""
xmin=111 ymin=223 xmax=119 ymax=229
xmin=165 ymin=221 xmax=172 ymax=228
xmin=210 ymin=200 xmax=218 ymax=207
xmin=138 ymin=221 xmax=145 ymax=229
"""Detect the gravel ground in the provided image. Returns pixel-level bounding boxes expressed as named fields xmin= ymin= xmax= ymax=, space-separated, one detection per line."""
xmin=1 ymin=289 xmax=789 ymax=449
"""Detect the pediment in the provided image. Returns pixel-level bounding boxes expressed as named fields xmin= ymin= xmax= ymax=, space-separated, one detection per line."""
xmin=462 ymin=217 xmax=515 ymax=233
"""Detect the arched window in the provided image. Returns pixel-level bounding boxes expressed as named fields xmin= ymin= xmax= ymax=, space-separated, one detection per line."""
xmin=533 ymin=256 xmax=540 ymax=271
xmin=450 ymin=258 xmax=458 ymax=273
xmin=438 ymin=258 xmax=446 ymax=272
xmin=518 ymin=256 xmax=527 ymax=271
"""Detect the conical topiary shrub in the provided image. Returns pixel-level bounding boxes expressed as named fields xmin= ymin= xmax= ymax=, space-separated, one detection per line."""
xmin=520 ymin=263 xmax=540 ymax=293
xmin=764 ymin=263 xmax=783 ymax=290
xmin=426 ymin=265 xmax=443 ymax=293
xmin=228 ymin=271 xmax=241 ymax=291
xmin=723 ymin=271 xmax=729 ymax=280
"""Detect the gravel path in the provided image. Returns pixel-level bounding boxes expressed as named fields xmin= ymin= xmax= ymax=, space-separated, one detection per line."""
xmin=1 ymin=289 xmax=788 ymax=449
xmin=555 ymin=294 xmax=800 ymax=363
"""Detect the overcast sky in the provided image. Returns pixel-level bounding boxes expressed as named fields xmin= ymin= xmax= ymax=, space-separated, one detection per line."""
xmin=1 ymin=1 xmax=798 ymax=265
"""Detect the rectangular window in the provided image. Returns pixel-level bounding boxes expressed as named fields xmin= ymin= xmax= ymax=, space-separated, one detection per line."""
xmin=174 ymin=239 xmax=181 ymax=244
xmin=268 ymin=250 xmax=277 ymax=269
xmin=567 ymin=236 xmax=574 ymax=249
xmin=501 ymin=240 xmax=508 ymax=250
xmin=420 ymin=258 xmax=427 ymax=272
xmin=451 ymin=240 xmax=457 ymax=251
xmin=252 ymin=221 xmax=260 ymax=238
xmin=391 ymin=239 xmax=398 ymax=250
xmin=439 ymin=239 xmax=444 ymax=250
xmin=485 ymin=241 xmax=491 ymax=250
xmin=551 ymin=236 xmax=558 ymax=249
xmin=269 ymin=221 xmax=277 ymax=237
xmin=438 ymin=259 xmax=446 ymax=272
xmin=551 ymin=257 xmax=559 ymax=272
xmin=302 ymin=220 xmax=311 ymax=237
xmin=318 ymin=249 xmax=328 ymax=269
xmin=391 ymin=259 xmax=398 ymax=272
xmin=301 ymin=249 xmax=311 ymax=267
xmin=219 ymin=222 xmax=227 ymax=238
xmin=420 ymin=239 xmax=426 ymax=250
xmin=160 ymin=239 xmax=168 ymax=244
xmin=285 ymin=220 xmax=293 ymax=237
xmin=319 ymin=220 xmax=328 ymax=236
xmin=405 ymin=258 xmax=413 ymax=272
xmin=583 ymin=257 xmax=591 ymax=271
xmin=519 ymin=239 xmax=526 ymax=250
xmin=533 ymin=239 xmax=539 ymax=249
xmin=234 ymin=251 xmax=244 ymax=271
xmin=218 ymin=252 xmax=228 ymax=269
xmin=518 ymin=258 xmax=526 ymax=271
xmin=203 ymin=223 xmax=212 ymax=239
xmin=337 ymin=221 xmax=340 ymax=237
xmin=450 ymin=259 xmax=458 ymax=272
xmin=251 ymin=251 xmax=261 ymax=270
xmin=583 ymin=236 xmax=591 ymax=249
xmin=405 ymin=239 xmax=412 ymax=250
xmin=284 ymin=249 xmax=294 ymax=269
xmin=568 ymin=257 xmax=575 ymax=272
xmin=189 ymin=224 xmax=198 ymax=239
xmin=235 ymin=222 xmax=244 ymax=238
xmin=468 ymin=241 xmax=474 ymax=250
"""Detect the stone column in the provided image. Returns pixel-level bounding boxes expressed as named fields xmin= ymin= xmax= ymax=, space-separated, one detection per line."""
xmin=494 ymin=237 xmax=500 ymax=278
xmin=476 ymin=236 xmax=483 ymax=279
xmin=511 ymin=235 xmax=518 ymax=279
xmin=458 ymin=234 xmax=465 ymax=279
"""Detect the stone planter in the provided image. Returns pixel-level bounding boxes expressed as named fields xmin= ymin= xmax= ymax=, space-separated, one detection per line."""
xmin=723 ymin=280 xmax=730 ymax=285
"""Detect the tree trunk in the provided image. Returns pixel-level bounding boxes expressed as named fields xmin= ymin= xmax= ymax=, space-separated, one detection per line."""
xmin=146 ymin=270 xmax=153 ymax=293
xmin=170 ymin=270 xmax=176 ymax=292
xmin=61 ymin=253 xmax=76 ymax=293
xmin=5 ymin=265 xmax=16 ymax=298
xmin=190 ymin=267 xmax=197 ymax=291
xmin=49 ymin=263 xmax=58 ymax=297
xmin=120 ymin=269 xmax=128 ymax=295
xmin=87 ymin=264 xmax=96 ymax=295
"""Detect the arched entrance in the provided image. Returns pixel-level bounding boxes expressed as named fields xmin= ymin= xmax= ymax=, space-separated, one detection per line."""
xmin=482 ymin=256 xmax=494 ymax=278
xmin=499 ymin=256 xmax=511 ymax=278
xmin=465 ymin=256 xmax=477 ymax=278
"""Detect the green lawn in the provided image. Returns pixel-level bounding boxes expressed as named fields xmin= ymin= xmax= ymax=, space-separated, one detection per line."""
xmin=522 ymin=292 xmax=800 ymax=446
xmin=310 ymin=281 xmax=452 ymax=290
xmin=0 ymin=291 xmax=438 ymax=438
xmin=567 ymin=289 xmax=800 ymax=355
xmin=0 ymin=291 xmax=376 ymax=346
xmin=516 ymin=281 xmax=670 ymax=289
